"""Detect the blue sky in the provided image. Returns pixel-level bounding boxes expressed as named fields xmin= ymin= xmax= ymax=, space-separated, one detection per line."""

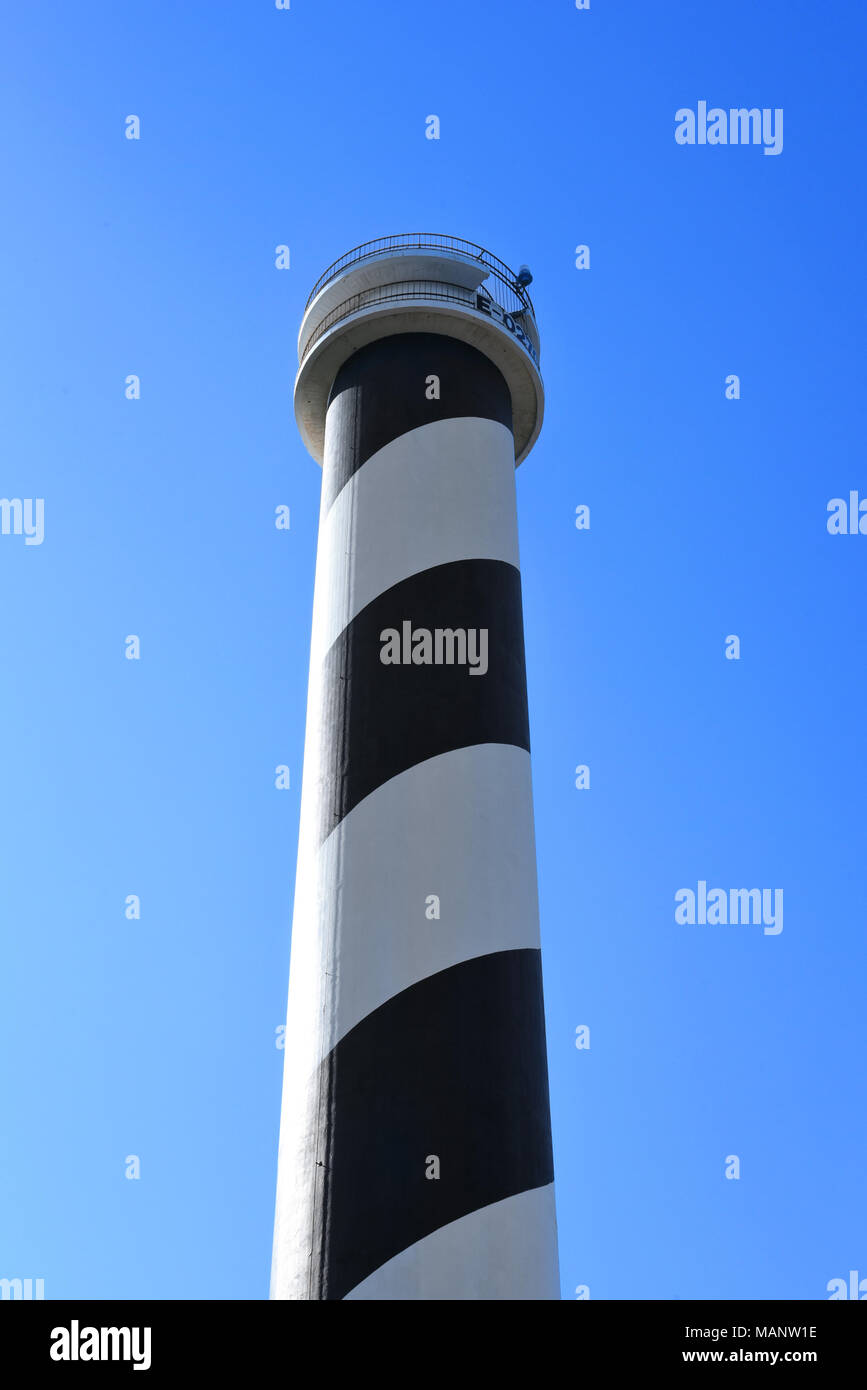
xmin=1 ymin=0 xmax=864 ymax=1299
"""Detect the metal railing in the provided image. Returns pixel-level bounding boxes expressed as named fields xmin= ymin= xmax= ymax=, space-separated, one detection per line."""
xmin=304 ymin=233 xmax=536 ymax=319
xmin=300 ymin=279 xmax=539 ymax=367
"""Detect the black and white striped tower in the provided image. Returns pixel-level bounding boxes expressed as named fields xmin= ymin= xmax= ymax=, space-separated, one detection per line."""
xmin=272 ymin=235 xmax=559 ymax=1301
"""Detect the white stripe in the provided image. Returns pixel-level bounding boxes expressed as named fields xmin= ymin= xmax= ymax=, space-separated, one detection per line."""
xmin=290 ymin=742 xmax=541 ymax=1069
xmin=343 ymin=1184 xmax=560 ymax=1300
xmin=310 ymin=415 xmax=518 ymax=667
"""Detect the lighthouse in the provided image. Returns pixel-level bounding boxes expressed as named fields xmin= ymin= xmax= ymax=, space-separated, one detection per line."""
xmin=271 ymin=235 xmax=560 ymax=1300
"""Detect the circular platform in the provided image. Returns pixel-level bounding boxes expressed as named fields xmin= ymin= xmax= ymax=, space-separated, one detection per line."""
xmin=294 ymin=235 xmax=545 ymax=467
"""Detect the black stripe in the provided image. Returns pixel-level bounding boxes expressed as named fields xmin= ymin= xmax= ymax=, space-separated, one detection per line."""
xmin=316 ymin=558 xmax=529 ymax=846
xmin=323 ymin=333 xmax=513 ymax=511
xmin=307 ymin=949 xmax=554 ymax=1300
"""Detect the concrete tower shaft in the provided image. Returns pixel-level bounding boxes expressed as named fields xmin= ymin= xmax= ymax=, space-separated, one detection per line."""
xmin=271 ymin=236 xmax=559 ymax=1301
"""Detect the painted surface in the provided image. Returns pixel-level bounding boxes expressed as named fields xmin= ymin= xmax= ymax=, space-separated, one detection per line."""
xmin=272 ymin=333 xmax=557 ymax=1299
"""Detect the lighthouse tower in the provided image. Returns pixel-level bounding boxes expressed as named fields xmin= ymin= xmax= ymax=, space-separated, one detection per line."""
xmin=271 ymin=235 xmax=559 ymax=1301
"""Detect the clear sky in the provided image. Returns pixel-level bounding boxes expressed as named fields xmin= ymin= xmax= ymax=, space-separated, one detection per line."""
xmin=1 ymin=0 xmax=864 ymax=1300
